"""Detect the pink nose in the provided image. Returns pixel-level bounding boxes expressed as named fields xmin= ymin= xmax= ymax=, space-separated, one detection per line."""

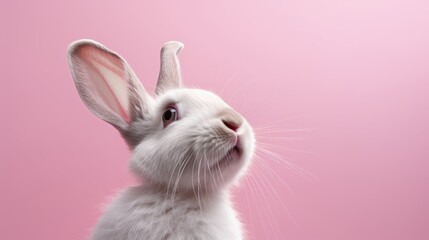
xmin=219 ymin=108 xmax=243 ymax=132
xmin=222 ymin=120 xmax=240 ymax=132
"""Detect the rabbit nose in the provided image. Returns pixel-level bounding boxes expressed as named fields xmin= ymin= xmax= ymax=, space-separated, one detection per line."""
xmin=222 ymin=120 xmax=240 ymax=132
xmin=220 ymin=108 xmax=243 ymax=132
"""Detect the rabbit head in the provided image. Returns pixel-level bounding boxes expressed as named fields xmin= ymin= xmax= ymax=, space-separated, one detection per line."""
xmin=67 ymin=40 xmax=255 ymax=193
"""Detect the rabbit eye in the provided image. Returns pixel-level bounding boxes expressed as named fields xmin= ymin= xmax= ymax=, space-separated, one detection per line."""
xmin=162 ymin=107 xmax=177 ymax=127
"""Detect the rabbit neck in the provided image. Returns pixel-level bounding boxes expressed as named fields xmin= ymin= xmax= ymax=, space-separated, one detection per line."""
xmin=141 ymin=182 xmax=231 ymax=209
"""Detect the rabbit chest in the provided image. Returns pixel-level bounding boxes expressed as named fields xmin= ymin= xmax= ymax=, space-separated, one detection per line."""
xmin=91 ymin=186 xmax=243 ymax=240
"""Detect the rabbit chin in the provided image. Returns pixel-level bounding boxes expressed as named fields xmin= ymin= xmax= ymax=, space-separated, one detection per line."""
xmin=129 ymin=125 xmax=255 ymax=194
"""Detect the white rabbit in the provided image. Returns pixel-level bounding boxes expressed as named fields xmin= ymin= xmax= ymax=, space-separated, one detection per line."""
xmin=67 ymin=39 xmax=255 ymax=240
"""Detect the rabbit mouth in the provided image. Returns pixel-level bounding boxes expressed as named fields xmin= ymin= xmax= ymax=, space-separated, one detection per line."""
xmin=210 ymin=145 xmax=242 ymax=170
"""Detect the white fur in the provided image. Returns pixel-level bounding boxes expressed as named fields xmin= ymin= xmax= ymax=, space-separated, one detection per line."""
xmin=92 ymin=186 xmax=243 ymax=240
xmin=67 ymin=40 xmax=255 ymax=240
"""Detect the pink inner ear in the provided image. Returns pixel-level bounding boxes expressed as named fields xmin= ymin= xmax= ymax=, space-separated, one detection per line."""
xmin=78 ymin=46 xmax=131 ymax=123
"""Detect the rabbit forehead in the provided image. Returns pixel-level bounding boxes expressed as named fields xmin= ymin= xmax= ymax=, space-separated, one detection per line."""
xmin=157 ymin=88 xmax=230 ymax=114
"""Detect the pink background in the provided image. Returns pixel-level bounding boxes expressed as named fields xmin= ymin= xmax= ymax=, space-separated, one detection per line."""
xmin=1 ymin=0 xmax=429 ymax=239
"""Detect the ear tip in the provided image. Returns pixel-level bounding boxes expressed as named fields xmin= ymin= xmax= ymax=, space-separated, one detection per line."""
xmin=162 ymin=41 xmax=184 ymax=53
xmin=67 ymin=39 xmax=104 ymax=56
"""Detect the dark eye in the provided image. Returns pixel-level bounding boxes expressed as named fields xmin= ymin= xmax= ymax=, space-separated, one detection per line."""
xmin=162 ymin=107 xmax=177 ymax=127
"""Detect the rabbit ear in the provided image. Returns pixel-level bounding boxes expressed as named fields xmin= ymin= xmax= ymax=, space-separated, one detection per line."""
xmin=67 ymin=40 xmax=151 ymax=131
xmin=155 ymin=41 xmax=184 ymax=95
